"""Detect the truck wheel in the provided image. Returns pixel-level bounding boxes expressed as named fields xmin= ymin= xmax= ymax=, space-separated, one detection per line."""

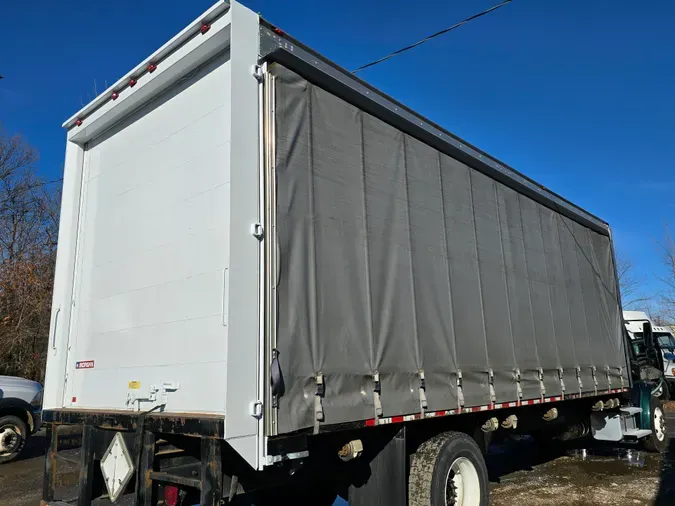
xmin=0 ymin=416 xmax=28 ymax=464
xmin=643 ymin=396 xmax=668 ymax=453
xmin=409 ymin=431 xmax=489 ymax=506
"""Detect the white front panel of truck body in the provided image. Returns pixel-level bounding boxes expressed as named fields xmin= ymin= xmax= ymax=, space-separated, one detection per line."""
xmin=64 ymin=52 xmax=232 ymax=413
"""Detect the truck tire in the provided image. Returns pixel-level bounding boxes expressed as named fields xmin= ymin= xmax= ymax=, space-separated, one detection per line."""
xmin=0 ymin=415 xmax=28 ymax=464
xmin=409 ymin=431 xmax=489 ymax=506
xmin=643 ymin=396 xmax=668 ymax=453
xmin=654 ymin=381 xmax=670 ymax=401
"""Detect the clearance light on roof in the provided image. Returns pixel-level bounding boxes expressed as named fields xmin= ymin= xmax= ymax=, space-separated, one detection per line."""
xmin=273 ymin=27 xmax=284 ymax=36
xmin=111 ymin=91 xmax=119 ymax=100
xmin=128 ymin=78 xmax=137 ymax=88
xmin=200 ymin=22 xmax=211 ymax=35
xmin=148 ymin=63 xmax=157 ymax=73
xmin=75 ymin=119 xmax=83 ymax=127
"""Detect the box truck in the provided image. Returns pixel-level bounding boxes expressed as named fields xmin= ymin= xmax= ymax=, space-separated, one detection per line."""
xmin=41 ymin=2 xmax=668 ymax=505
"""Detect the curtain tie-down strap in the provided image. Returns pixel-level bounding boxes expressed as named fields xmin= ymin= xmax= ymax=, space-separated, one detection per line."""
xmin=314 ymin=373 xmax=324 ymax=435
xmin=418 ymin=370 xmax=428 ymax=415
xmin=538 ymin=367 xmax=546 ymax=398
xmin=514 ymin=368 xmax=523 ymax=401
xmin=373 ymin=373 xmax=383 ymax=421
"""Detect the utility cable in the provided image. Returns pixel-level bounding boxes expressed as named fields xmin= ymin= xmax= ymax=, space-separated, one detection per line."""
xmin=353 ymin=0 xmax=512 ymax=73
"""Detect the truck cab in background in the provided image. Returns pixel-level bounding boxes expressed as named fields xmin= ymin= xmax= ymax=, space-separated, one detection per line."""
xmin=624 ymin=310 xmax=675 ymax=400
xmin=0 ymin=375 xmax=43 ymax=463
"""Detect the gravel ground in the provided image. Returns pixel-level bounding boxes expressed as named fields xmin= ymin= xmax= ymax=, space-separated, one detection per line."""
xmin=2 ymin=413 xmax=675 ymax=505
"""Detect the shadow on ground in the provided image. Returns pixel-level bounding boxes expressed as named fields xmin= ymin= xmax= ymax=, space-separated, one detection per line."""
xmin=13 ymin=426 xmax=82 ymax=463
xmin=653 ymin=438 xmax=675 ymax=505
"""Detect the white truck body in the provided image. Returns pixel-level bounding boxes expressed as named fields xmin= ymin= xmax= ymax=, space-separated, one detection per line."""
xmin=44 ymin=1 xmax=264 ymax=466
xmin=43 ymin=1 xmax=632 ymax=478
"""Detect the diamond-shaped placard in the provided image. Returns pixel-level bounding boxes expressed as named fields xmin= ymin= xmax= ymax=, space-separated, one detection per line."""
xmin=100 ymin=432 xmax=135 ymax=502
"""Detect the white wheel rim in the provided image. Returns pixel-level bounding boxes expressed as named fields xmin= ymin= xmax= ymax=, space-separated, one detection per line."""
xmin=654 ymin=407 xmax=666 ymax=441
xmin=445 ymin=457 xmax=481 ymax=506
xmin=0 ymin=426 xmax=20 ymax=456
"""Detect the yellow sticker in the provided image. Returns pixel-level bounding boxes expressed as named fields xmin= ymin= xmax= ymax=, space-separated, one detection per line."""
xmin=128 ymin=381 xmax=141 ymax=390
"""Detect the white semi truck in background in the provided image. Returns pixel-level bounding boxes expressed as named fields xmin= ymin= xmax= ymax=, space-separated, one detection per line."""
xmin=40 ymin=2 xmax=669 ymax=505
xmin=625 ymin=310 xmax=675 ymax=400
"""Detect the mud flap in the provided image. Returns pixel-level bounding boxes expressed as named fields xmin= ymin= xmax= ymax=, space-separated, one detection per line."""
xmin=348 ymin=427 xmax=407 ymax=506
xmin=632 ymin=381 xmax=653 ymax=430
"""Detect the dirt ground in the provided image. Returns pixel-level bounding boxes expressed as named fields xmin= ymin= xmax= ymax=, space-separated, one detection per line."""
xmin=489 ymin=438 xmax=674 ymax=506
xmin=488 ymin=408 xmax=675 ymax=506
xmin=2 ymin=413 xmax=675 ymax=505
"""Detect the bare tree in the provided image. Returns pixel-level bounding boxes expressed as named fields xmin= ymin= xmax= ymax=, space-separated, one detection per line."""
xmin=616 ymin=251 xmax=649 ymax=310
xmin=657 ymin=225 xmax=675 ymax=324
xmin=0 ymin=125 xmax=60 ymax=382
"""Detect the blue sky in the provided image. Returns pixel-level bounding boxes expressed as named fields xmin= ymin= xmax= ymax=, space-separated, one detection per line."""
xmin=1 ymin=0 xmax=674 ymax=305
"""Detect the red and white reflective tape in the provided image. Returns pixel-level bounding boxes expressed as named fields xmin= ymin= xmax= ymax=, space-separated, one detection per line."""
xmin=363 ymin=387 xmax=631 ymax=428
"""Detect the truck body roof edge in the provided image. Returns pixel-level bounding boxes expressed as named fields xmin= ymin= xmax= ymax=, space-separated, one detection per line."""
xmin=258 ymin=21 xmax=610 ymax=236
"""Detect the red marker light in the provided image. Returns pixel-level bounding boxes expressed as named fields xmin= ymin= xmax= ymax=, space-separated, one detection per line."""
xmin=273 ymin=27 xmax=284 ymax=36
xmin=129 ymin=78 xmax=137 ymax=88
xmin=148 ymin=63 xmax=157 ymax=73
xmin=75 ymin=119 xmax=83 ymax=126
xmin=111 ymin=91 xmax=119 ymax=100
xmin=164 ymin=485 xmax=179 ymax=506
xmin=72 ymin=397 xmax=77 ymax=403
xmin=200 ymin=23 xmax=211 ymax=34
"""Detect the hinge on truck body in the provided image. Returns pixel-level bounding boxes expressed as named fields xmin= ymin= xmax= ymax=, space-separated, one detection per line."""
xmin=250 ymin=400 xmax=263 ymax=420
xmin=592 ymin=366 xmax=598 ymax=395
xmin=605 ymin=366 xmax=612 ymax=392
xmin=252 ymin=64 xmax=264 ymax=82
xmin=457 ymin=370 xmax=465 ymax=408
xmin=576 ymin=366 xmax=583 ymax=394
xmin=251 ymin=223 xmax=264 ymax=240
xmin=558 ymin=367 xmax=566 ymax=395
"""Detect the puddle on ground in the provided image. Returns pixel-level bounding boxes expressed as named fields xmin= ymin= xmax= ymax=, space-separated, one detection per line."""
xmin=563 ymin=446 xmax=664 ymax=476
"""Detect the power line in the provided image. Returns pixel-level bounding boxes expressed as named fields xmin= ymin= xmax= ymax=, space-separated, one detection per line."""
xmin=352 ymin=0 xmax=512 ymax=74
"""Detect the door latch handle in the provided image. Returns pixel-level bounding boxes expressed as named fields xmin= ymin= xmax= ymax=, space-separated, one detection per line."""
xmin=51 ymin=307 xmax=61 ymax=353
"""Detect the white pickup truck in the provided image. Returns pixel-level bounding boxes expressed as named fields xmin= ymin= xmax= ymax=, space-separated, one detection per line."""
xmin=0 ymin=375 xmax=43 ymax=463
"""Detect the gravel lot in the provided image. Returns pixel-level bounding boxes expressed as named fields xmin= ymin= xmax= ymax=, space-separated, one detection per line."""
xmin=2 ymin=412 xmax=675 ymax=505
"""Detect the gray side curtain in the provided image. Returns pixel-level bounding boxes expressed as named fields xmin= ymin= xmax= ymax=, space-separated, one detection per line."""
xmin=272 ymin=64 xmax=629 ymax=434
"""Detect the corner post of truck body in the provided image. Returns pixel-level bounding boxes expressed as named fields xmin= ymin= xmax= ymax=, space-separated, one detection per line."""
xmin=223 ymin=0 xmax=265 ymax=469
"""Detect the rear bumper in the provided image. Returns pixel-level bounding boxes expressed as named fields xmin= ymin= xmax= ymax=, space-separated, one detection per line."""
xmin=42 ymin=409 xmax=224 ymax=438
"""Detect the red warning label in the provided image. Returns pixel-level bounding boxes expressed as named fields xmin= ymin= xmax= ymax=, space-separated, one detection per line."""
xmin=75 ymin=360 xmax=95 ymax=370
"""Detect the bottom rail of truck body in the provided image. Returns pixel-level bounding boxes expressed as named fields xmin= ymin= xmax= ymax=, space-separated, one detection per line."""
xmin=41 ymin=387 xmax=640 ymax=506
